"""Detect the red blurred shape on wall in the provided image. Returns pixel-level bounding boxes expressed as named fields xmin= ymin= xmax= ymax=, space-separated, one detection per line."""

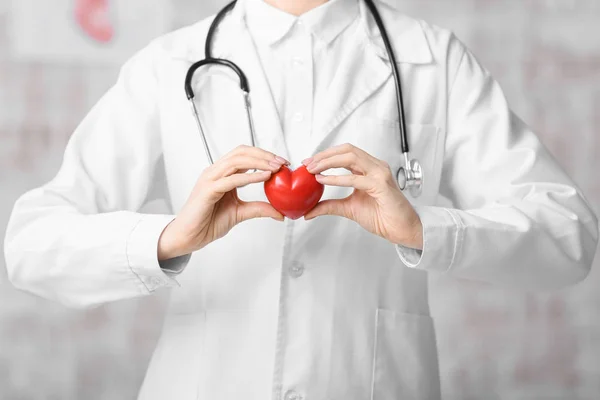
xmin=74 ymin=0 xmax=114 ymax=44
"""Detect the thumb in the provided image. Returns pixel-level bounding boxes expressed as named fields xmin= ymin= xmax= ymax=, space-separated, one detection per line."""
xmin=237 ymin=201 xmax=284 ymax=223
xmin=304 ymin=199 xmax=350 ymax=220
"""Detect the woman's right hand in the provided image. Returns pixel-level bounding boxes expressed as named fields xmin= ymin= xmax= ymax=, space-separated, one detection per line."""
xmin=157 ymin=145 xmax=288 ymax=261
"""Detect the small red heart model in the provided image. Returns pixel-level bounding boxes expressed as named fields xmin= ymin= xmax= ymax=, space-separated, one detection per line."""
xmin=264 ymin=165 xmax=324 ymax=220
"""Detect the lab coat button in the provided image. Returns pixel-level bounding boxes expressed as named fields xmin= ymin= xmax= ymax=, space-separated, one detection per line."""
xmin=284 ymin=390 xmax=302 ymax=400
xmin=289 ymin=262 xmax=305 ymax=278
xmin=293 ymin=113 xmax=304 ymax=122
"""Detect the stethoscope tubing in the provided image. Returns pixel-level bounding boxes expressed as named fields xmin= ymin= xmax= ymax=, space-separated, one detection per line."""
xmin=184 ymin=0 xmax=422 ymax=196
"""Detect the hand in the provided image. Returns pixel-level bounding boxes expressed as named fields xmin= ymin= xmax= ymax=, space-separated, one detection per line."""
xmin=158 ymin=145 xmax=288 ymax=260
xmin=303 ymin=143 xmax=423 ymax=250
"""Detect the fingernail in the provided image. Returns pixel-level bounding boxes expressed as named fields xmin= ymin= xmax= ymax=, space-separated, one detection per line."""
xmin=269 ymin=161 xmax=282 ymax=169
xmin=274 ymin=156 xmax=288 ymax=164
xmin=302 ymin=157 xmax=313 ymax=165
xmin=315 ymin=174 xmax=324 ymax=181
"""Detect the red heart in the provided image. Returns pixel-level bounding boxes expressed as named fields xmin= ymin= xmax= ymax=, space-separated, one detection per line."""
xmin=264 ymin=165 xmax=324 ymax=220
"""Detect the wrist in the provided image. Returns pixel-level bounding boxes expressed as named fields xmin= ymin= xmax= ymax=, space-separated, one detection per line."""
xmin=390 ymin=213 xmax=423 ymax=250
xmin=410 ymin=217 xmax=424 ymax=250
xmin=157 ymin=220 xmax=189 ymax=261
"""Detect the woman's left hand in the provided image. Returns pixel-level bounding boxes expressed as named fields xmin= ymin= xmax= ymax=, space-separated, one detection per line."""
xmin=303 ymin=143 xmax=423 ymax=250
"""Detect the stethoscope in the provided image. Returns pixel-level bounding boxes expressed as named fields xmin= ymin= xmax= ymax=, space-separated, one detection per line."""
xmin=184 ymin=0 xmax=423 ymax=197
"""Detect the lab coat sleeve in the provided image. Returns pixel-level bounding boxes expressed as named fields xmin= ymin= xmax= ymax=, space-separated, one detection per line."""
xmin=3 ymin=43 xmax=191 ymax=308
xmin=396 ymin=37 xmax=599 ymax=290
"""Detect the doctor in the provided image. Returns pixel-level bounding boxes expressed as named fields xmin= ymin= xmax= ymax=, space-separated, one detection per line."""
xmin=4 ymin=0 xmax=598 ymax=399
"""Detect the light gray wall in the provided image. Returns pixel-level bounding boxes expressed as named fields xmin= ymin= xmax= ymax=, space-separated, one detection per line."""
xmin=1 ymin=0 xmax=599 ymax=398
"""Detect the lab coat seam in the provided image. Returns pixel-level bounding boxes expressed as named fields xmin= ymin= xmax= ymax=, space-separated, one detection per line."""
xmin=271 ymin=221 xmax=294 ymax=399
xmin=444 ymin=208 xmax=462 ymax=271
xmin=447 ymin=46 xmax=467 ymax=101
xmin=125 ymin=215 xmax=152 ymax=294
xmin=370 ymin=309 xmax=380 ymax=400
xmin=271 ymin=271 xmax=286 ymax=399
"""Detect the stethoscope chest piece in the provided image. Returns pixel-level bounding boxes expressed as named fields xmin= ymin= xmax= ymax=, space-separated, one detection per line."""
xmin=397 ymin=158 xmax=423 ymax=198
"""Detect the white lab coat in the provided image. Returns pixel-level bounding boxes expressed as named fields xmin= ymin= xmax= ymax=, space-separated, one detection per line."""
xmin=4 ymin=1 xmax=598 ymax=399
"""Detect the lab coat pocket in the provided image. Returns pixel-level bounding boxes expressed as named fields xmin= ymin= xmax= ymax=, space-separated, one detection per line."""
xmin=371 ymin=309 xmax=441 ymax=400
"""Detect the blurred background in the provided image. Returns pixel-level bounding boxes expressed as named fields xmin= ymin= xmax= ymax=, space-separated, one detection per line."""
xmin=1 ymin=0 xmax=599 ymax=399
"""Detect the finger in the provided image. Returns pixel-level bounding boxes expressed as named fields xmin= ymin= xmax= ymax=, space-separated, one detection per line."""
xmin=304 ymin=143 xmax=375 ymax=165
xmin=307 ymin=152 xmax=376 ymax=175
xmin=315 ymin=173 xmax=373 ymax=190
xmin=237 ymin=201 xmax=284 ymax=223
xmin=304 ymin=199 xmax=350 ymax=220
xmin=212 ymin=170 xmax=272 ymax=193
xmin=223 ymin=145 xmax=289 ymax=165
xmin=210 ymin=155 xmax=283 ymax=179
xmin=304 ymin=143 xmax=355 ymax=164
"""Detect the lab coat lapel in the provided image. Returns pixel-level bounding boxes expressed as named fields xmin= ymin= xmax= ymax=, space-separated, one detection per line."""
xmin=309 ymin=34 xmax=391 ymax=157
xmin=308 ymin=0 xmax=434 ymax=157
